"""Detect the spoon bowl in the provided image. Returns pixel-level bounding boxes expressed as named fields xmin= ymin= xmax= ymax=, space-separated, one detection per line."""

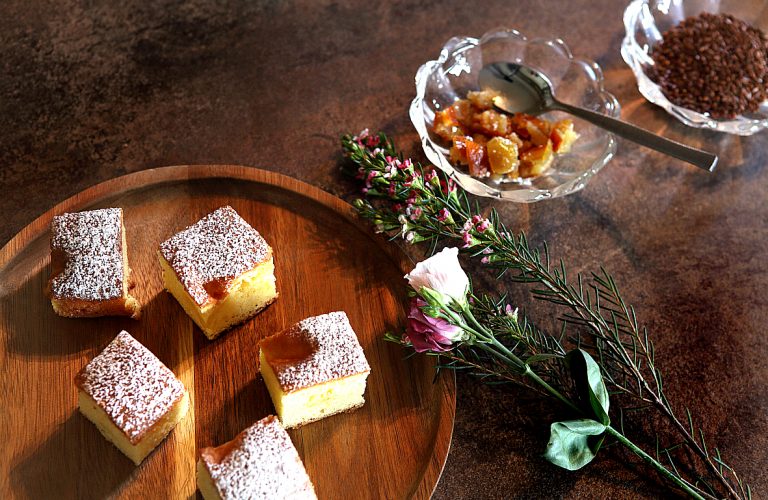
xmin=479 ymin=62 xmax=556 ymax=114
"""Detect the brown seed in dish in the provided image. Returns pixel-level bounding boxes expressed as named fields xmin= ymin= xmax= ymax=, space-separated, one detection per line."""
xmin=651 ymin=12 xmax=768 ymax=119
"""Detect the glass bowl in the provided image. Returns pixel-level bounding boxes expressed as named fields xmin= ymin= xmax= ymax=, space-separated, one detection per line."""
xmin=622 ymin=0 xmax=768 ymax=136
xmin=409 ymin=28 xmax=620 ymax=202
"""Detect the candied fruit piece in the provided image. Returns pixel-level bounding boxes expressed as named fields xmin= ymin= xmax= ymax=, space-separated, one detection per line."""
xmin=451 ymin=100 xmax=474 ymax=128
xmin=450 ymin=136 xmax=490 ymax=178
xmin=525 ymin=118 xmax=552 ymax=147
xmin=486 ymin=137 xmax=520 ymax=175
xmin=519 ymin=139 xmax=554 ymax=178
xmin=471 ymin=133 xmax=489 ymax=146
xmin=467 ymin=89 xmax=500 ymax=110
xmin=505 ymin=132 xmax=524 ymax=149
xmin=533 ymin=117 xmax=552 ymax=136
xmin=433 ymin=108 xmax=465 ymax=141
xmin=475 ymin=110 xmax=510 ymax=137
xmin=465 ymin=140 xmax=489 ymax=177
xmin=550 ymin=119 xmax=579 ymax=153
xmin=508 ymin=114 xmax=529 ymax=139
xmin=449 ymin=136 xmax=471 ymax=164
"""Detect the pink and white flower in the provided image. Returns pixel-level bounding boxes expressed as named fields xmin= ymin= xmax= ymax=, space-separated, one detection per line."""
xmin=405 ymin=247 xmax=470 ymax=306
xmin=404 ymin=298 xmax=462 ymax=352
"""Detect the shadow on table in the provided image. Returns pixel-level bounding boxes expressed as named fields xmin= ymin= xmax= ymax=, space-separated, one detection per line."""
xmin=10 ymin=413 xmax=134 ymax=500
xmin=1 ymin=264 xmax=137 ymax=358
xmin=203 ymin=376 xmax=273 ymax=450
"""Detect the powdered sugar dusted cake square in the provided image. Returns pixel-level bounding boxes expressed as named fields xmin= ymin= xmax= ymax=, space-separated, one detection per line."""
xmin=259 ymin=311 xmax=371 ymax=428
xmin=159 ymin=206 xmax=278 ymax=339
xmin=48 ymin=207 xmax=140 ymax=318
xmin=75 ymin=331 xmax=189 ymax=465
xmin=196 ymin=415 xmax=316 ymax=500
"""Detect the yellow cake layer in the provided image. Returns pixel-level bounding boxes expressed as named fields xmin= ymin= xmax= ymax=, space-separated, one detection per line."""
xmin=259 ymin=350 xmax=368 ymax=428
xmin=196 ymin=460 xmax=223 ymax=500
xmin=160 ymin=255 xmax=277 ymax=339
xmin=78 ymin=389 xmax=189 ymax=465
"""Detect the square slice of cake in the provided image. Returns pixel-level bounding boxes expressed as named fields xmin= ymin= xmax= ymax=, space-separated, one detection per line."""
xmin=196 ymin=415 xmax=317 ymax=500
xmin=75 ymin=330 xmax=189 ymax=465
xmin=259 ymin=311 xmax=371 ymax=428
xmin=48 ymin=207 xmax=141 ymax=318
xmin=159 ymin=206 xmax=278 ymax=340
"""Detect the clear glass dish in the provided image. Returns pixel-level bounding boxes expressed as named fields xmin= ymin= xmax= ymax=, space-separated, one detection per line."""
xmin=621 ymin=0 xmax=768 ymax=136
xmin=409 ymin=28 xmax=620 ymax=202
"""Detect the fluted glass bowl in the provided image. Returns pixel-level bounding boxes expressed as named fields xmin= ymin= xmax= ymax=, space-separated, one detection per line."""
xmin=410 ymin=28 xmax=620 ymax=202
xmin=622 ymin=0 xmax=768 ymax=135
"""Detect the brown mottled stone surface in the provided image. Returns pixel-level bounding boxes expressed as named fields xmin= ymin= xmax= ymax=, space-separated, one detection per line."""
xmin=1 ymin=0 xmax=766 ymax=498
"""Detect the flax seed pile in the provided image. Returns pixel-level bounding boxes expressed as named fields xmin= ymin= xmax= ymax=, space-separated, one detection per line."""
xmin=650 ymin=12 xmax=768 ymax=119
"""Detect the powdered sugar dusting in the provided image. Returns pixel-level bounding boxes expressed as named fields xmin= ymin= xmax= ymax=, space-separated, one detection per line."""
xmin=202 ymin=415 xmax=316 ymax=499
xmin=50 ymin=208 xmax=124 ymax=300
xmin=159 ymin=206 xmax=271 ymax=306
xmin=264 ymin=312 xmax=371 ymax=392
xmin=75 ymin=331 xmax=186 ymax=444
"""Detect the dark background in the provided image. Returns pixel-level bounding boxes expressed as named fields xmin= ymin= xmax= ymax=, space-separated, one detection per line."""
xmin=1 ymin=0 xmax=766 ymax=498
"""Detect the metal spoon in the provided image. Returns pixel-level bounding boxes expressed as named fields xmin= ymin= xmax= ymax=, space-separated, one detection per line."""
xmin=478 ymin=62 xmax=718 ymax=172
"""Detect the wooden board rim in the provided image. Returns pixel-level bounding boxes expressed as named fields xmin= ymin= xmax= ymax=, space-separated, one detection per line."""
xmin=0 ymin=164 xmax=457 ymax=498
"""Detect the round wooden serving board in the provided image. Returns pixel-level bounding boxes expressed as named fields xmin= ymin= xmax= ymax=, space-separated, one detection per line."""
xmin=0 ymin=165 xmax=456 ymax=499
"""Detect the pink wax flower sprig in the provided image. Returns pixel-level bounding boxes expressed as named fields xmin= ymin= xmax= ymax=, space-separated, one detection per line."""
xmin=344 ymin=131 xmax=749 ymax=500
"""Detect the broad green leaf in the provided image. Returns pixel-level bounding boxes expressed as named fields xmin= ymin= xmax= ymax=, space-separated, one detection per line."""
xmin=567 ymin=349 xmax=610 ymax=425
xmin=544 ymin=419 xmax=606 ymax=471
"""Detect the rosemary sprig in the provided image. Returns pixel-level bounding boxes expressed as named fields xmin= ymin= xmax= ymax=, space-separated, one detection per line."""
xmin=341 ymin=130 xmax=750 ymax=500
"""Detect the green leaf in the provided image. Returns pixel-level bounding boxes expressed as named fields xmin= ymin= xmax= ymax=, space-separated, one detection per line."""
xmin=544 ymin=419 xmax=606 ymax=470
xmin=567 ymin=349 xmax=610 ymax=425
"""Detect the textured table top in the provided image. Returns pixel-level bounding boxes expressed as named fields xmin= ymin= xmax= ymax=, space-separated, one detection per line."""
xmin=2 ymin=0 xmax=766 ymax=498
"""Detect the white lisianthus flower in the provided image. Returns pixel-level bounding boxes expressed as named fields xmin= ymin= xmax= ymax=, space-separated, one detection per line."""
xmin=405 ymin=247 xmax=470 ymax=306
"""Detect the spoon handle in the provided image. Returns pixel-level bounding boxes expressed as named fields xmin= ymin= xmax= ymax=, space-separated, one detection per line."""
xmin=552 ymin=101 xmax=718 ymax=172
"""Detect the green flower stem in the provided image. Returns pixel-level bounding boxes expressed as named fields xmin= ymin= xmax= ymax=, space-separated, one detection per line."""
xmin=460 ymin=303 xmax=576 ymax=412
xmin=438 ymin=307 xmax=487 ymax=341
xmin=521 ymin=366 xmax=581 ymax=414
xmin=460 ymin=306 xmax=529 ymax=369
xmin=604 ymin=426 xmax=706 ymax=500
xmin=460 ymin=302 xmax=496 ymax=338
xmin=464 ymin=306 xmax=577 ymax=412
xmin=471 ymin=341 xmax=525 ymax=375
